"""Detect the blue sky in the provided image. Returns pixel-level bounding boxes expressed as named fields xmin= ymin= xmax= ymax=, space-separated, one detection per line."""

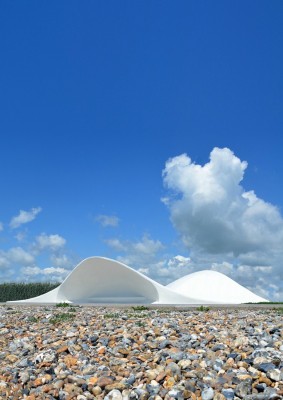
xmin=0 ymin=1 xmax=282 ymax=300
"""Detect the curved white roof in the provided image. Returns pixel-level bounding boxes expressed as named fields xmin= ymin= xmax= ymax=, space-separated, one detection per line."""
xmin=8 ymin=257 xmax=268 ymax=304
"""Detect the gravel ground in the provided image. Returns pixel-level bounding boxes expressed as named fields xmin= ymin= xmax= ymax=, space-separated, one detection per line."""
xmin=0 ymin=305 xmax=282 ymax=400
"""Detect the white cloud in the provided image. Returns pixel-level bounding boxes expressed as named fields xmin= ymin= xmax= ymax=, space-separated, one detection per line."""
xmin=0 ymin=268 xmax=14 ymax=280
xmin=34 ymin=233 xmax=66 ymax=252
xmin=168 ymin=255 xmax=191 ymax=268
xmin=96 ymin=214 xmax=120 ymax=227
xmin=105 ymin=238 xmax=127 ymax=251
xmin=14 ymin=231 xmax=26 ymax=242
xmin=22 ymin=266 xmax=68 ymax=276
xmin=7 ymin=247 xmax=34 ymax=265
xmin=0 ymin=247 xmax=34 ymax=268
xmin=21 ymin=266 xmax=41 ymax=275
xmin=106 ymin=234 xmax=164 ymax=273
xmin=163 ymin=148 xmax=283 ymax=256
xmin=107 ymin=235 xmax=164 ymax=268
xmin=10 ymin=207 xmax=42 ymax=229
xmin=21 ymin=265 xmax=69 ymax=281
xmin=106 ymin=235 xmax=164 ymax=269
xmin=155 ymin=256 xmax=193 ymax=284
xmin=132 ymin=236 xmax=164 ymax=255
xmin=42 ymin=267 xmax=68 ymax=276
xmin=50 ymin=254 xmax=75 ymax=269
xmin=0 ymin=254 xmax=9 ymax=269
xmin=138 ymin=267 xmax=150 ymax=275
xmin=211 ymin=261 xmax=234 ymax=276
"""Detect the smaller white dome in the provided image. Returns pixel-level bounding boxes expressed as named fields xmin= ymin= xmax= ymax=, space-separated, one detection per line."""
xmin=167 ymin=269 xmax=268 ymax=304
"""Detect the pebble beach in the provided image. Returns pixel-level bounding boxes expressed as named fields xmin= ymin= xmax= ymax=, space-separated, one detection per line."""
xmin=0 ymin=305 xmax=282 ymax=400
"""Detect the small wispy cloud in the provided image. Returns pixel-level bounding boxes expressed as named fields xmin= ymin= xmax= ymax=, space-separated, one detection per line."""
xmin=14 ymin=231 xmax=26 ymax=242
xmin=7 ymin=247 xmax=35 ymax=264
xmin=0 ymin=247 xmax=35 ymax=269
xmin=105 ymin=238 xmax=127 ymax=251
xmin=96 ymin=214 xmax=120 ymax=227
xmin=0 ymin=222 xmax=3 ymax=232
xmin=21 ymin=266 xmax=69 ymax=281
xmin=10 ymin=207 xmax=42 ymax=229
xmin=34 ymin=233 xmax=66 ymax=252
xmin=106 ymin=234 xmax=164 ymax=257
xmin=50 ymin=253 xmax=75 ymax=269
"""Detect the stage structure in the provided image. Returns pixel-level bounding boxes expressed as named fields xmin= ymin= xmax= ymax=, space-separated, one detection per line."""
xmin=8 ymin=257 xmax=268 ymax=304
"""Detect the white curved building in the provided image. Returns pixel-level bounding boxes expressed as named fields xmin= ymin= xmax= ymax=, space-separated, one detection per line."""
xmin=9 ymin=256 xmax=268 ymax=304
xmin=167 ymin=269 xmax=267 ymax=304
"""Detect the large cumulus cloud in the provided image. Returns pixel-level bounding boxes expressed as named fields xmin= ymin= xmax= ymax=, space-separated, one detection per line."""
xmin=162 ymin=147 xmax=283 ymax=259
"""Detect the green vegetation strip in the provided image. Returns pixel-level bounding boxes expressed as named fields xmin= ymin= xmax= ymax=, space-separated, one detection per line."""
xmin=197 ymin=305 xmax=210 ymax=312
xmin=49 ymin=312 xmax=75 ymax=325
xmin=0 ymin=282 xmax=60 ymax=302
xmin=132 ymin=305 xmax=149 ymax=311
xmin=56 ymin=302 xmax=71 ymax=307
